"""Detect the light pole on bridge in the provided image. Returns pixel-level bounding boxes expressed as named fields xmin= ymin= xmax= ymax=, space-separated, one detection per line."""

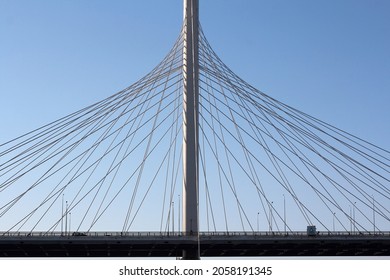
xmin=353 ymin=202 xmax=356 ymax=234
xmin=283 ymin=194 xmax=286 ymax=234
xmin=372 ymin=195 xmax=376 ymax=234
xmin=333 ymin=212 xmax=336 ymax=232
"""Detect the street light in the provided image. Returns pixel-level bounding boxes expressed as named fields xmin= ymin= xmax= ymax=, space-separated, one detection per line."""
xmin=349 ymin=205 xmax=352 ymax=233
xmin=269 ymin=202 xmax=274 ymax=232
xmin=283 ymin=194 xmax=286 ymax=234
xmin=257 ymin=212 xmax=259 ymax=232
xmin=172 ymin=201 xmax=175 ymax=234
xmin=178 ymin=195 xmax=181 ymax=234
xmin=69 ymin=212 xmax=71 ymax=234
xmin=333 ymin=212 xmax=336 ymax=232
xmin=372 ymin=195 xmax=376 ymax=234
xmin=61 ymin=194 xmax=64 ymax=235
xmin=65 ymin=201 xmax=68 ymax=236
xmin=353 ymin=202 xmax=356 ymax=234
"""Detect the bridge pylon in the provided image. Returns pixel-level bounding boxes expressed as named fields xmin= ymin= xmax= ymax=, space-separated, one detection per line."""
xmin=182 ymin=0 xmax=200 ymax=260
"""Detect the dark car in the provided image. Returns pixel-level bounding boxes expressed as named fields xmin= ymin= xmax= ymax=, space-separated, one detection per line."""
xmin=72 ymin=232 xmax=87 ymax=236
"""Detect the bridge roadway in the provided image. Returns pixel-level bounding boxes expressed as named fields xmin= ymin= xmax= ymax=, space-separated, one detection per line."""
xmin=0 ymin=231 xmax=389 ymax=257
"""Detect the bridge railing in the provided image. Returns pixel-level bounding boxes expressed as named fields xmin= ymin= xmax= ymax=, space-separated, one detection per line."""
xmin=1 ymin=231 xmax=390 ymax=238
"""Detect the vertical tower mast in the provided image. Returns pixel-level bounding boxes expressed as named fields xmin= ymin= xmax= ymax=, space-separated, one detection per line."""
xmin=182 ymin=0 xmax=199 ymax=259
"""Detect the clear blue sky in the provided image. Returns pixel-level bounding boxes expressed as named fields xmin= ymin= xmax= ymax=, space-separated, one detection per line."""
xmin=1 ymin=0 xmax=389 ymax=149
xmin=0 ymin=1 xmax=389 ymax=232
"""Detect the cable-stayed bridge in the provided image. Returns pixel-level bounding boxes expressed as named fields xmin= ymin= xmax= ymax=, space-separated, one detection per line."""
xmin=0 ymin=1 xmax=389 ymax=258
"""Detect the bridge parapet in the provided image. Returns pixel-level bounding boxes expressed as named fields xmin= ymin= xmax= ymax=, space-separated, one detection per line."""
xmin=1 ymin=231 xmax=390 ymax=239
xmin=0 ymin=231 xmax=389 ymax=257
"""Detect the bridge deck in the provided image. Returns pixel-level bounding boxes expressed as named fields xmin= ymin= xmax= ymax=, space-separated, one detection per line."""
xmin=0 ymin=232 xmax=389 ymax=257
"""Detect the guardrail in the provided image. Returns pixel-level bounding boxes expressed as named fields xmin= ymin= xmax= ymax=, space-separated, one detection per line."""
xmin=1 ymin=231 xmax=390 ymax=238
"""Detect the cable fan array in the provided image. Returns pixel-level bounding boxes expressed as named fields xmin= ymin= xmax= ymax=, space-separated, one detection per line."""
xmin=0 ymin=23 xmax=389 ymax=235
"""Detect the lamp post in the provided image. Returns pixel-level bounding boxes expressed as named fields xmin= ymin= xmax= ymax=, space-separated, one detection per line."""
xmin=372 ymin=195 xmax=375 ymax=234
xmin=257 ymin=212 xmax=259 ymax=232
xmin=61 ymin=194 xmax=64 ymax=235
xmin=349 ymin=205 xmax=352 ymax=233
xmin=353 ymin=202 xmax=356 ymax=234
xmin=269 ymin=202 xmax=273 ymax=232
xmin=172 ymin=201 xmax=175 ymax=234
xmin=283 ymin=194 xmax=286 ymax=234
xmin=69 ymin=212 xmax=71 ymax=234
xmin=178 ymin=195 xmax=181 ymax=234
xmin=333 ymin=212 xmax=336 ymax=232
xmin=65 ymin=201 xmax=68 ymax=236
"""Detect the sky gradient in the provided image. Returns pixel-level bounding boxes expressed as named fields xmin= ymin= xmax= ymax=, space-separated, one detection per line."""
xmin=0 ymin=1 xmax=389 ymax=233
xmin=1 ymin=0 xmax=389 ymax=150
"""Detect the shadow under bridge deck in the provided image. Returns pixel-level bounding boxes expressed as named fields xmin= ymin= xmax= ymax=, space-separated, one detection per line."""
xmin=0 ymin=231 xmax=389 ymax=257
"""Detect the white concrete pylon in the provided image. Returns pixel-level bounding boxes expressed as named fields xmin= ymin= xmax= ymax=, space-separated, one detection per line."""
xmin=182 ymin=0 xmax=200 ymax=259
